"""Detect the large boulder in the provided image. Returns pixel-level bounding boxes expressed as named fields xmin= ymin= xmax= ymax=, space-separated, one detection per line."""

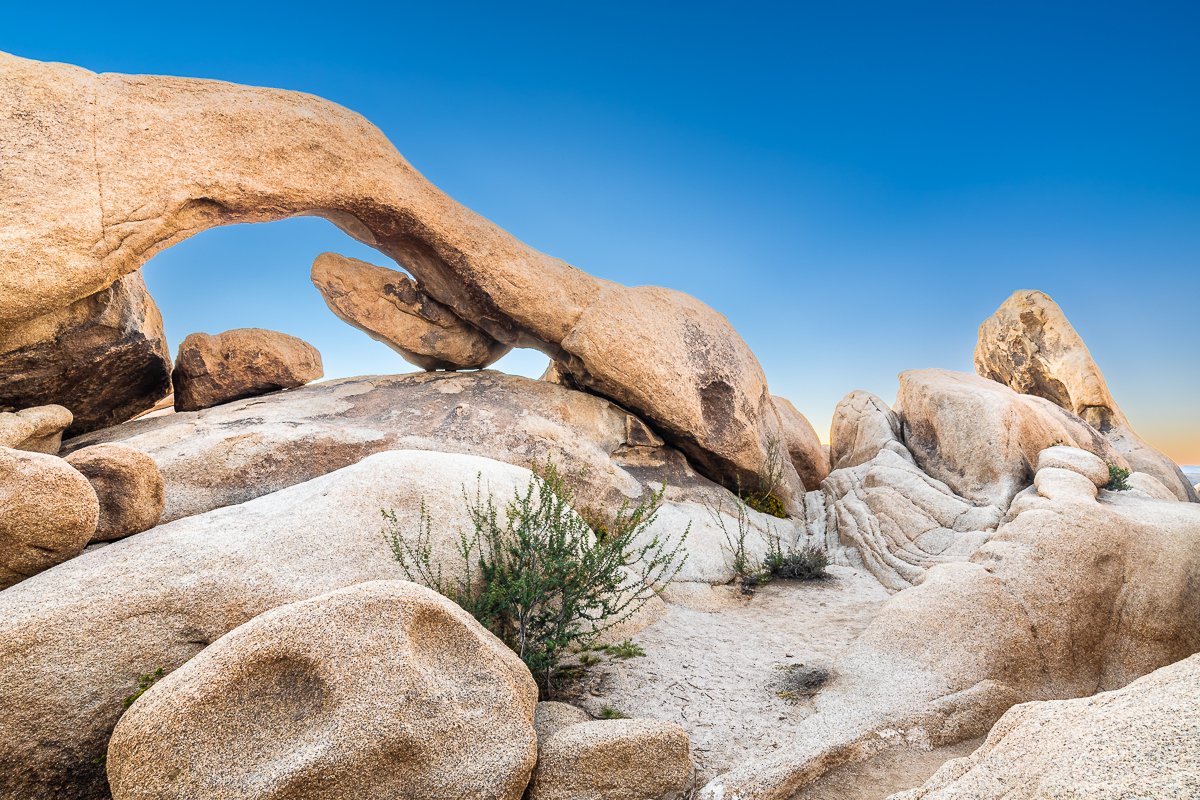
xmin=895 ymin=369 xmax=1123 ymax=509
xmin=700 ymin=448 xmax=1200 ymax=799
xmin=0 ymin=404 xmax=72 ymax=453
xmin=771 ymin=396 xmax=830 ymax=490
xmin=890 ymin=654 xmax=1200 ymax=799
xmin=0 ymin=446 xmax=98 ymax=588
xmin=0 ymin=451 xmax=547 ymax=799
xmin=172 ymin=327 xmax=323 ymax=411
xmin=527 ymin=718 xmax=693 ymax=800
xmin=976 ymin=290 xmax=1197 ymax=501
xmin=64 ymin=443 xmax=164 ymax=541
xmin=312 ymin=251 xmax=510 ymax=370
xmin=0 ymin=50 xmax=796 ymax=506
xmin=65 ymin=371 xmax=790 ymax=585
xmin=0 ymin=272 xmax=170 ymax=435
xmin=107 ymin=580 xmax=538 ymax=800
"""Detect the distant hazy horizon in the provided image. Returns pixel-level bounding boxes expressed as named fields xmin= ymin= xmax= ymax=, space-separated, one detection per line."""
xmin=6 ymin=2 xmax=1196 ymax=463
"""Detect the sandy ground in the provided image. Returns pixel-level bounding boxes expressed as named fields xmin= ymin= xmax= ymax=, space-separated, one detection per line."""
xmin=566 ymin=565 xmax=891 ymax=785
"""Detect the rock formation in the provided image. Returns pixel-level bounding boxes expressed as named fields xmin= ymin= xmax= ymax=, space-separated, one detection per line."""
xmin=771 ymin=396 xmax=830 ymax=491
xmin=0 ymin=446 xmax=99 ymax=588
xmin=312 ymin=252 xmax=510 ymax=370
xmin=527 ymin=718 xmax=693 ymax=800
xmin=890 ymin=653 xmax=1200 ymax=799
xmin=172 ymin=328 xmax=323 ymax=411
xmin=0 ymin=51 xmax=800 ymax=506
xmin=107 ymin=580 xmax=538 ymax=800
xmin=895 ymin=369 xmax=1123 ymax=509
xmin=65 ymin=371 xmax=794 ymax=586
xmin=701 ymin=446 xmax=1200 ymax=798
xmin=0 ymin=272 xmax=171 ymax=435
xmin=64 ymin=443 xmax=165 ymax=541
xmin=976 ymin=290 xmax=1197 ymax=501
xmin=0 ymin=404 xmax=72 ymax=453
xmin=0 ymin=451 xmax=555 ymax=798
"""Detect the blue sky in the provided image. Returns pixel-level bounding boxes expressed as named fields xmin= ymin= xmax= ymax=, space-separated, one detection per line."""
xmin=7 ymin=1 xmax=1198 ymax=462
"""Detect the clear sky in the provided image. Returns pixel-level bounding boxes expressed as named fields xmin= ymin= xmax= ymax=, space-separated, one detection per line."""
xmin=7 ymin=1 xmax=1198 ymax=463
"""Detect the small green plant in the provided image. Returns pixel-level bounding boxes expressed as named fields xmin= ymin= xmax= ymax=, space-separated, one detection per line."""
xmin=578 ymin=652 xmax=602 ymax=667
xmin=741 ymin=491 xmax=787 ymax=518
xmin=598 ymin=705 xmax=629 ymax=719
xmin=739 ymin=435 xmax=789 ymax=518
xmin=603 ymin=639 xmax=646 ymax=659
xmin=383 ymin=461 xmax=689 ymax=697
xmin=123 ymin=667 xmax=165 ymax=709
xmin=1106 ymin=463 xmax=1131 ymax=491
xmin=763 ymin=543 xmax=829 ymax=581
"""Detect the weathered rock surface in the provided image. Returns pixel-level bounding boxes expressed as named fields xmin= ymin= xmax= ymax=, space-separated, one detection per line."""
xmin=64 ymin=443 xmax=164 ymax=541
xmin=0 ymin=50 xmax=796 ymax=505
xmin=0 ymin=271 xmax=170 ymax=435
xmin=534 ymin=701 xmax=591 ymax=744
xmin=107 ymin=580 xmax=538 ymax=800
xmin=0 ymin=451 xmax=549 ymax=799
xmin=895 ymin=369 xmax=1124 ymax=509
xmin=66 ymin=371 xmax=788 ymax=585
xmin=0 ymin=446 xmax=99 ymax=588
xmin=976 ymin=290 xmax=1197 ymax=501
xmin=528 ymin=718 xmax=693 ymax=800
xmin=828 ymin=391 xmax=908 ymax=472
xmin=701 ymin=447 xmax=1200 ymax=799
xmin=890 ymin=653 xmax=1200 ymax=799
xmin=0 ymin=404 xmax=72 ymax=453
xmin=772 ymin=396 xmax=830 ymax=490
xmin=312 ymin=251 xmax=510 ymax=370
xmin=172 ymin=327 xmax=323 ymax=412
xmin=818 ymin=390 xmax=1000 ymax=590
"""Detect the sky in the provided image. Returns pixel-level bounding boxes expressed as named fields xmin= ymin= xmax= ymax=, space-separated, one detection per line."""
xmin=6 ymin=1 xmax=1198 ymax=463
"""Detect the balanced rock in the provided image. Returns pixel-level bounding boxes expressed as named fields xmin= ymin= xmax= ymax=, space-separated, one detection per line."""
xmin=0 ymin=446 xmax=98 ymax=588
xmin=0 ymin=404 xmax=72 ymax=453
xmin=890 ymin=654 xmax=1200 ymax=799
xmin=772 ymin=396 xmax=830 ymax=490
xmin=64 ymin=443 xmax=164 ymax=541
xmin=312 ymin=252 xmax=510 ymax=370
xmin=0 ymin=272 xmax=171 ymax=435
xmin=107 ymin=581 xmax=538 ymax=800
xmin=172 ymin=328 xmax=323 ymax=412
xmin=976 ymin=290 xmax=1197 ymax=501
xmin=0 ymin=50 xmax=796 ymax=506
xmin=528 ymin=718 xmax=693 ymax=800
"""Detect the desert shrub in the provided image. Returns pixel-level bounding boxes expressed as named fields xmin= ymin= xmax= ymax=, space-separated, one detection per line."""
xmin=598 ymin=705 xmax=629 ymax=719
xmin=1106 ymin=463 xmax=1131 ymax=491
xmin=715 ymin=497 xmax=827 ymax=593
xmin=763 ymin=543 xmax=828 ymax=581
xmin=383 ymin=461 xmax=688 ymax=696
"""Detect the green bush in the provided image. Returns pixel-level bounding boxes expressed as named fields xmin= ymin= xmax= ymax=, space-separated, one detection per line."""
xmin=1106 ymin=463 xmax=1131 ymax=491
xmin=383 ymin=462 xmax=688 ymax=696
xmin=763 ymin=543 xmax=828 ymax=580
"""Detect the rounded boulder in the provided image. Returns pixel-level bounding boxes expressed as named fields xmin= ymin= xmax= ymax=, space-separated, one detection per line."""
xmin=64 ymin=443 xmax=165 ymax=541
xmin=0 ymin=446 xmax=98 ymax=588
xmin=106 ymin=580 xmax=538 ymax=800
